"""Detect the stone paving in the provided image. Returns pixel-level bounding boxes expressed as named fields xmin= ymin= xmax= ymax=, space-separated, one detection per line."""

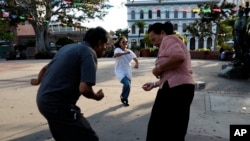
xmin=0 ymin=58 xmax=249 ymax=141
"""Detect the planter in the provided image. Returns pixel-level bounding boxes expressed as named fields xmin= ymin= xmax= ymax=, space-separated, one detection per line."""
xmin=133 ymin=50 xmax=140 ymax=57
xmin=190 ymin=51 xmax=220 ymax=60
xmin=140 ymin=49 xmax=150 ymax=57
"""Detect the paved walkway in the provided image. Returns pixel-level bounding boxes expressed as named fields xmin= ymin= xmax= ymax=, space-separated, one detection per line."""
xmin=0 ymin=58 xmax=249 ymax=141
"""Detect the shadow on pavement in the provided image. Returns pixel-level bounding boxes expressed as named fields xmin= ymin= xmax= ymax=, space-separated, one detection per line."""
xmin=186 ymin=133 xmax=228 ymax=141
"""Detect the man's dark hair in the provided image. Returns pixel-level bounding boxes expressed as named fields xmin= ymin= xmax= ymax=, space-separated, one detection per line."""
xmin=147 ymin=21 xmax=174 ymax=35
xmin=83 ymin=26 xmax=108 ymax=48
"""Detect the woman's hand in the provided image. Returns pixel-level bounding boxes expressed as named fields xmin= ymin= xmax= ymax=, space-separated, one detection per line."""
xmin=142 ymin=82 xmax=154 ymax=91
xmin=152 ymin=66 xmax=161 ymax=78
xmin=134 ymin=63 xmax=139 ymax=68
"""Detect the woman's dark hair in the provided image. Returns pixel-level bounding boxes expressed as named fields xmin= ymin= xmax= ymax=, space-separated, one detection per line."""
xmin=83 ymin=26 xmax=108 ymax=48
xmin=147 ymin=23 xmax=163 ymax=34
xmin=114 ymin=36 xmax=127 ymax=48
xmin=163 ymin=21 xmax=174 ymax=35
xmin=147 ymin=21 xmax=174 ymax=35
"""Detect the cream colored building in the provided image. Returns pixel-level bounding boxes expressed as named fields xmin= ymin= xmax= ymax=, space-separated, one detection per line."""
xmin=125 ymin=0 xmax=222 ymax=50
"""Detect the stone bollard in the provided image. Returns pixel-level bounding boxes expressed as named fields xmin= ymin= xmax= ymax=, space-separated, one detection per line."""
xmin=195 ymin=81 xmax=206 ymax=90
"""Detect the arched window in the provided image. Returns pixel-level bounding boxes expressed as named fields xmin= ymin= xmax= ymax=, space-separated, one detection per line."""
xmin=199 ymin=38 xmax=204 ymax=49
xmin=183 ymin=11 xmax=187 ymax=18
xmin=191 ymin=12 xmax=195 ymax=18
xmin=165 ymin=10 xmax=169 ymax=18
xmin=182 ymin=23 xmax=187 ymax=32
xmin=131 ymin=10 xmax=135 ymax=19
xmin=140 ymin=10 xmax=144 ymax=19
xmin=148 ymin=24 xmax=152 ymax=29
xmin=190 ymin=38 xmax=195 ymax=50
xmin=157 ymin=10 xmax=161 ymax=18
xmin=148 ymin=10 xmax=152 ymax=19
xmin=131 ymin=39 xmax=137 ymax=48
xmin=207 ymin=37 xmax=212 ymax=49
xmin=132 ymin=24 xmax=136 ymax=34
xmin=174 ymin=10 xmax=178 ymax=18
xmin=174 ymin=23 xmax=178 ymax=31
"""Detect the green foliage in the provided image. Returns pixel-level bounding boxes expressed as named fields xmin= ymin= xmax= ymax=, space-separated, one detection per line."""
xmin=149 ymin=47 xmax=159 ymax=57
xmin=14 ymin=44 xmax=27 ymax=51
xmin=186 ymin=1 xmax=236 ymax=38
xmin=2 ymin=0 xmax=108 ymax=26
xmin=135 ymin=20 xmax=146 ymax=33
xmin=197 ymin=1 xmax=236 ymax=23
xmin=131 ymin=45 xmax=141 ymax=51
xmin=26 ymin=40 xmax=36 ymax=47
xmin=0 ymin=0 xmax=108 ymax=53
xmin=132 ymin=0 xmax=162 ymax=3
xmin=215 ymin=17 xmax=236 ymax=48
xmin=220 ymin=42 xmax=234 ymax=51
xmin=174 ymin=33 xmax=186 ymax=44
xmin=0 ymin=19 xmax=14 ymax=40
xmin=143 ymin=33 xmax=153 ymax=47
xmin=114 ymin=28 xmax=130 ymax=38
xmin=56 ymin=37 xmax=75 ymax=46
xmin=134 ymin=20 xmax=146 ymax=43
xmin=196 ymin=48 xmax=211 ymax=51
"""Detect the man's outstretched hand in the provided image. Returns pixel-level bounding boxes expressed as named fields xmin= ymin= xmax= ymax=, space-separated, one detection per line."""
xmin=30 ymin=79 xmax=40 ymax=85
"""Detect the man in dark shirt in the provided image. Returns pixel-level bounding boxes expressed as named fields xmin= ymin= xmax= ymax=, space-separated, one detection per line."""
xmin=31 ymin=26 xmax=108 ymax=141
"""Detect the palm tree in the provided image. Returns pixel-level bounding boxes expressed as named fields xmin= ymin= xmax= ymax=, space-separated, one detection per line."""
xmin=134 ymin=20 xmax=146 ymax=47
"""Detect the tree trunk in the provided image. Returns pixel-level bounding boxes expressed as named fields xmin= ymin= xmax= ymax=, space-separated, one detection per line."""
xmin=9 ymin=26 xmax=16 ymax=51
xmin=31 ymin=23 xmax=49 ymax=53
xmin=138 ymin=29 xmax=141 ymax=46
xmin=214 ymin=23 xmax=219 ymax=50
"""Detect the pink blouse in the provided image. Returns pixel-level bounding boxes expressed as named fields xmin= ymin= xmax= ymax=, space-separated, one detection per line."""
xmin=156 ymin=35 xmax=195 ymax=88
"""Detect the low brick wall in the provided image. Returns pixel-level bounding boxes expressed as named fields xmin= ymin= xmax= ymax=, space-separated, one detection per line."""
xmin=190 ymin=51 xmax=220 ymax=60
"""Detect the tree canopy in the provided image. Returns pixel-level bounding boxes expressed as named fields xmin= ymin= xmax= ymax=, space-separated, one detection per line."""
xmin=186 ymin=0 xmax=236 ymax=38
xmin=0 ymin=19 xmax=13 ymax=41
xmin=0 ymin=0 xmax=110 ymax=53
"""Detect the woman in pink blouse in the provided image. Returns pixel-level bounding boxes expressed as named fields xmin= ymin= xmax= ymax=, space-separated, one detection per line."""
xmin=142 ymin=22 xmax=195 ymax=141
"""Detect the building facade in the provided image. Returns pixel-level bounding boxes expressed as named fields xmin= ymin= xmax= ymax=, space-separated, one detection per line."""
xmin=125 ymin=0 xmax=221 ymax=50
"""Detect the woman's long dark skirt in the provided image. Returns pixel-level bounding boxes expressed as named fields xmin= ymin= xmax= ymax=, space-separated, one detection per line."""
xmin=146 ymin=82 xmax=195 ymax=141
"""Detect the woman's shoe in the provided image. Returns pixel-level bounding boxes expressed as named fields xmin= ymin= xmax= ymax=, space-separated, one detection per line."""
xmin=121 ymin=98 xmax=129 ymax=106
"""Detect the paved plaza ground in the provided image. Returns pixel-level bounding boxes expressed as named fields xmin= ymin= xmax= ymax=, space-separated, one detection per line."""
xmin=0 ymin=58 xmax=249 ymax=141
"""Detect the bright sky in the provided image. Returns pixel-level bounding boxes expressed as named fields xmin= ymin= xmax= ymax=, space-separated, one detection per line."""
xmin=83 ymin=0 xmax=128 ymax=31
